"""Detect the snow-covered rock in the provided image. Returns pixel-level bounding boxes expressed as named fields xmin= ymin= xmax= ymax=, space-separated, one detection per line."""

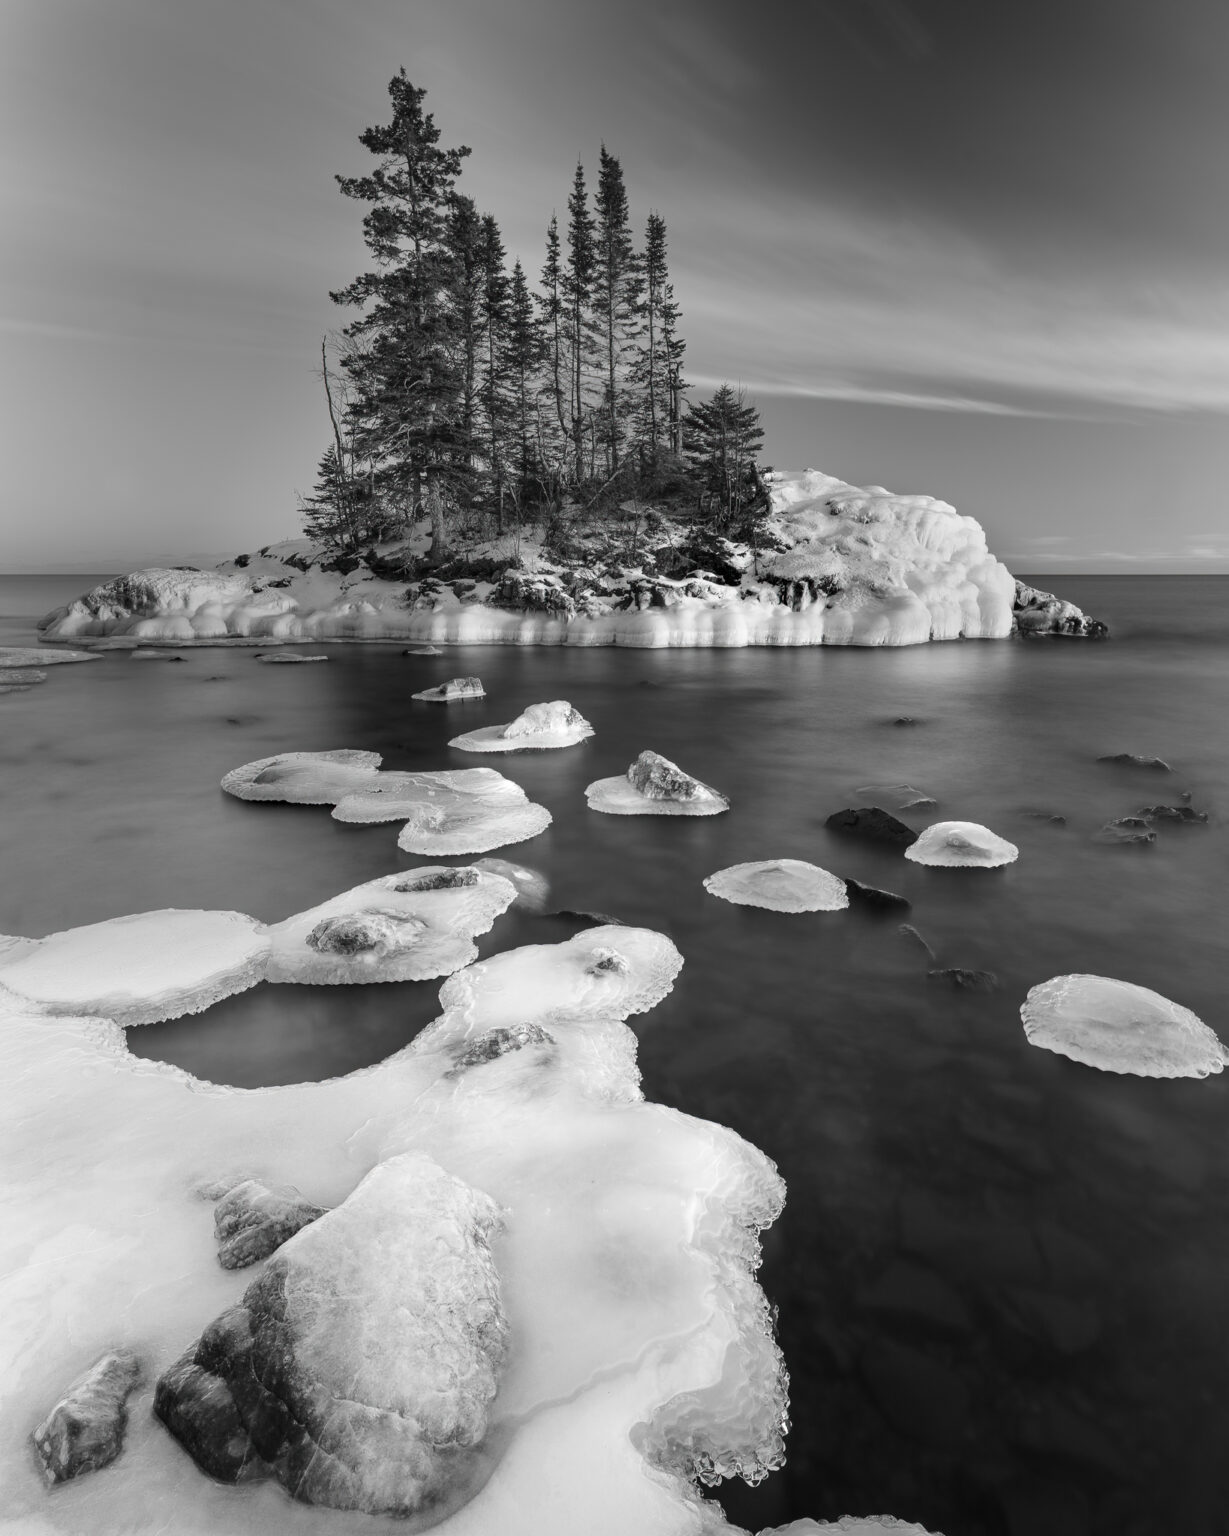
xmin=0 ymin=909 xmax=268 ymax=1025
xmin=1013 ymin=580 xmax=1108 ymax=638
xmin=1021 ymin=974 xmax=1227 ymax=1078
xmin=263 ymin=868 xmax=517 ymax=984
xmin=32 ymin=1351 xmax=143 ymax=1487
xmin=413 ymin=676 xmax=486 ymax=702
xmin=221 ymin=748 xmax=382 ymax=804
xmin=450 ymin=700 xmax=594 ymax=753
xmin=36 ymin=469 xmax=1105 ymax=651
xmin=0 ymin=646 xmax=101 ymax=666
xmin=704 ymin=860 xmax=849 ymax=913
xmin=904 ymin=821 xmax=1019 ymax=868
xmin=587 ymin=750 xmax=730 ymax=816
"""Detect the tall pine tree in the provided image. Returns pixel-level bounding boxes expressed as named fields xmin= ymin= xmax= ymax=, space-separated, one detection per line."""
xmin=563 ymin=162 xmax=596 ymax=483
xmin=539 ymin=214 xmax=569 ymax=461
xmin=331 ymin=72 xmax=470 ymax=551
xmin=592 ymin=146 xmax=642 ymax=476
xmin=477 ymin=213 xmax=510 ymax=529
xmin=631 ymin=212 xmax=672 ymax=462
xmin=506 ymin=259 xmax=544 ymax=509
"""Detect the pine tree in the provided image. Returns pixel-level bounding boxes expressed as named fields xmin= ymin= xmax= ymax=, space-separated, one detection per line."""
xmin=631 ymin=212 xmax=671 ymax=462
xmin=684 ymin=385 xmax=765 ymax=528
xmin=331 ymin=71 xmax=471 ymax=552
xmin=447 ymin=194 xmax=483 ymax=478
xmin=538 ymin=214 xmax=569 ymax=458
xmin=477 ymin=213 xmax=510 ymax=530
xmin=506 ymin=259 xmax=544 ymax=509
xmin=592 ymin=146 xmax=642 ymax=476
xmin=563 ymin=162 xmax=596 ymax=483
xmin=661 ymin=281 xmax=687 ymax=455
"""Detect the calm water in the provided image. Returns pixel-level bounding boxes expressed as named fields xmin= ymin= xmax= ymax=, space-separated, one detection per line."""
xmin=4 ymin=574 xmax=1229 ymax=1536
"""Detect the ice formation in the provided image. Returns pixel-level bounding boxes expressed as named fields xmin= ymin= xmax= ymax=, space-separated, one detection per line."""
xmin=256 ymin=652 xmax=329 ymax=663
xmin=760 ymin=1520 xmax=942 ymax=1535
xmin=263 ymin=867 xmax=517 ymax=983
xmin=212 ymin=1178 xmax=326 ymax=1269
xmin=904 ymin=821 xmax=1019 ymax=868
xmin=586 ymin=750 xmax=730 ymax=816
xmin=413 ymin=676 xmax=486 ymax=702
xmin=470 ymin=857 xmax=551 ymax=912
xmin=0 ymin=667 xmax=47 ymax=685
xmin=221 ymin=748 xmax=383 ymax=804
xmin=37 ymin=470 xmax=1103 ymax=652
xmin=331 ymin=767 xmax=523 ymax=824
xmin=394 ymin=785 xmax=552 ymax=856
xmin=450 ymin=700 xmax=594 ymax=753
xmin=1020 ymin=974 xmax=1227 ymax=1078
xmin=703 ymin=860 xmax=849 ymax=913
xmin=1 ymin=916 xmax=789 ymax=1535
xmin=0 ymin=646 xmax=101 ymax=665
xmin=0 ymin=909 xmax=268 ymax=1025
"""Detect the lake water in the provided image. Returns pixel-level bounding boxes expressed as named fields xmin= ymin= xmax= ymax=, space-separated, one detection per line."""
xmin=4 ymin=573 xmax=1229 ymax=1536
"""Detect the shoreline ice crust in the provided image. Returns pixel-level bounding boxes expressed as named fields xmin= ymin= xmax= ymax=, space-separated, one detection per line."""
xmin=904 ymin=820 xmax=1018 ymax=868
xmin=0 ymin=909 xmax=269 ymax=1026
xmin=450 ymin=700 xmax=594 ymax=753
xmin=36 ymin=468 xmax=1098 ymax=652
xmin=2 ymin=915 xmax=790 ymax=1536
xmin=1021 ymin=973 xmax=1227 ymax=1078
xmin=221 ymin=749 xmax=383 ymax=804
xmin=264 ymin=868 xmax=517 ymax=984
xmin=704 ymin=860 xmax=849 ymax=913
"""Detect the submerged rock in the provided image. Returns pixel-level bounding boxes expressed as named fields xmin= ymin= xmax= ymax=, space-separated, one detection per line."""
xmin=855 ymin=782 xmax=936 ymax=810
xmin=843 ymin=878 xmax=911 ymax=912
xmin=213 ymin=1179 xmax=326 ymax=1270
xmin=905 ymin=820 xmax=1018 ymax=867
xmin=1021 ymin=973 xmax=1227 ymax=1077
xmin=1097 ymin=752 xmax=1172 ymax=771
xmin=1095 ymin=817 xmax=1156 ymax=846
xmin=1013 ymin=580 xmax=1108 ymax=638
xmin=1139 ymin=804 xmax=1208 ymax=824
xmin=256 ymin=653 xmax=328 ymax=663
xmin=155 ymin=1153 xmax=508 ymax=1516
xmin=825 ymin=807 xmax=918 ymax=847
xmin=928 ymin=967 xmax=999 ymax=992
xmin=412 ymin=676 xmax=485 ymax=702
xmin=32 ymin=1351 xmax=143 ymax=1486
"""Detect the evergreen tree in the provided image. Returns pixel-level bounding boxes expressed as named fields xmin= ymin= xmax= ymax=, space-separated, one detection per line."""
xmin=477 ymin=213 xmax=510 ymax=529
xmin=684 ymin=385 xmax=765 ymax=528
xmin=563 ymin=162 xmax=596 ymax=483
xmin=661 ymin=281 xmax=687 ymax=455
xmin=447 ymin=194 xmax=483 ymax=477
xmin=538 ymin=214 xmax=569 ymax=456
xmin=592 ymin=146 xmax=642 ymax=476
xmin=331 ymin=71 xmax=471 ymax=551
xmin=506 ymin=259 xmax=544 ymax=508
xmin=631 ymin=212 xmax=670 ymax=461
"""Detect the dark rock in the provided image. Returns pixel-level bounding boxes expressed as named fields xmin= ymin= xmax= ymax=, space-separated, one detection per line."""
xmin=858 ymin=1338 xmax=970 ymax=1450
xmin=450 ymin=1022 xmax=555 ymax=1072
xmin=891 ymin=716 xmax=920 ymax=726
xmin=306 ymin=914 xmax=384 ymax=955
xmin=395 ymin=867 xmax=480 ymax=892
xmin=1139 ymin=804 xmax=1208 ymax=824
xmin=1020 ymin=809 xmax=1067 ymax=825
xmin=843 ymin=878 xmax=911 ymax=912
xmin=586 ymin=947 xmax=629 ymax=975
xmin=928 ymin=967 xmax=999 ymax=992
xmin=825 ymin=806 xmax=918 ymax=846
xmin=898 ymin=924 xmax=937 ymax=962
xmin=627 ymin=749 xmax=724 ymax=804
xmin=1094 ymin=818 xmax=1156 ymax=846
xmin=233 ymin=553 xmax=250 ymax=568
xmin=549 ymin=908 xmax=626 ymax=927
xmin=1097 ymin=753 xmax=1172 ymax=771
xmin=213 ymin=1179 xmax=326 ymax=1270
xmin=155 ymin=1156 xmax=507 ymax=1516
xmin=1013 ymin=580 xmax=1109 ymax=638
xmin=32 ymin=1350 xmax=143 ymax=1485
xmin=495 ymin=569 xmax=575 ymax=618
xmin=858 ymin=1260 xmax=973 ymax=1338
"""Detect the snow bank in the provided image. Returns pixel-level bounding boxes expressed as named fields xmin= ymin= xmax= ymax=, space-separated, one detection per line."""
xmin=264 ymin=868 xmax=517 ymax=984
xmin=1021 ymin=974 xmax=1227 ymax=1078
xmin=36 ymin=469 xmax=1102 ymax=651
xmin=704 ymin=860 xmax=849 ymax=913
xmin=1 ymin=917 xmax=789 ymax=1535
xmin=450 ymin=700 xmax=594 ymax=753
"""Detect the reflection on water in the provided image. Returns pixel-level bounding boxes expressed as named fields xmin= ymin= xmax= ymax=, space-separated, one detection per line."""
xmin=4 ymin=574 xmax=1229 ymax=1535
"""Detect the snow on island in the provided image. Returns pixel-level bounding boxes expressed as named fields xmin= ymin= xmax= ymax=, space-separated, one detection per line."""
xmin=36 ymin=469 xmax=1107 ymax=650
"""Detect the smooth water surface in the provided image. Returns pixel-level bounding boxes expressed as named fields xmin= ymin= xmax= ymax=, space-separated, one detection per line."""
xmin=3 ymin=574 xmax=1229 ymax=1536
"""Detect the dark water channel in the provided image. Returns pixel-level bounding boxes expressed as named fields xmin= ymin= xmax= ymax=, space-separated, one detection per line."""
xmin=3 ymin=574 xmax=1229 ymax=1535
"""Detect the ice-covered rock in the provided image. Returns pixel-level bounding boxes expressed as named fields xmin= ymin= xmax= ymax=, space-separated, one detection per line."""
xmin=436 ymin=925 xmax=683 ymax=1033
xmin=0 ymin=909 xmax=268 ymax=1025
xmin=825 ymin=807 xmax=918 ymax=846
xmin=404 ymin=645 xmax=444 ymax=655
xmin=32 ymin=1350 xmax=142 ymax=1486
xmin=221 ymin=748 xmax=382 ymax=804
xmin=586 ymin=750 xmax=730 ymax=816
xmin=905 ymin=821 xmax=1019 ymax=867
xmin=0 ymin=646 xmax=100 ymax=666
xmin=263 ymin=868 xmax=517 ymax=983
xmin=331 ymin=766 xmax=520 ymax=823
xmin=759 ymin=1519 xmax=944 ymax=1535
xmin=450 ymin=700 xmax=594 ymax=753
xmin=212 ymin=1178 xmax=326 ymax=1269
xmin=256 ymin=652 xmax=328 ymax=663
xmin=1013 ymin=580 xmax=1109 ymax=638
xmin=704 ymin=859 xmax=849 ymax=913
xmin=413 ymin=675 xmax=486 ymax=702
xmin=155 ymin=1153 xmax=508 ymax=1516
xmin=1020 ymin=974 xmax=1227 ymax=1077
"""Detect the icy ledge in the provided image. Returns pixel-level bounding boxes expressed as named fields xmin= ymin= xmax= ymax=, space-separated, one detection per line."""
xmin=0 ymin=923 xmax=814 ymax=1535
xmin=36 ymin=469 xmax=1105 ymax=650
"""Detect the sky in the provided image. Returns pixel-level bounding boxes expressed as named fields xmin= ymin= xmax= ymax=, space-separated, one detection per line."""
xmin=4 ymin=0 xmax=1229 ymax=570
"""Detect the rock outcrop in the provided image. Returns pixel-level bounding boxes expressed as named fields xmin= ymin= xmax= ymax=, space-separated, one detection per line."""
xmin=32 ymin=1351 xmax=143 ymax=1485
